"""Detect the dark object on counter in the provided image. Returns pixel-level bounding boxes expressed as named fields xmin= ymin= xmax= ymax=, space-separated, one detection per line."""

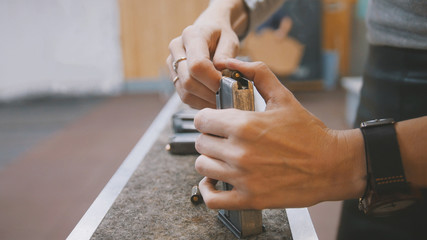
xmin=167 ymin=108 xmax=200 ymax=155
xmin=165 ymin=132 xmax=200 ymax=155
xmin=172 ymin=109 xmax=199 ymax=133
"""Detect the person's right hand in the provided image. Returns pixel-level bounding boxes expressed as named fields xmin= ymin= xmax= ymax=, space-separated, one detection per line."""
xmin=166 ymin=0 xmax=247 ymax=109
xmin=193 ymin=59 xmax=367 ymax=210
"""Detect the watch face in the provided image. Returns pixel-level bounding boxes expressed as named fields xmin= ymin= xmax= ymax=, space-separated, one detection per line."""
xmin=372 ymin=199 xmax=416 ymax=215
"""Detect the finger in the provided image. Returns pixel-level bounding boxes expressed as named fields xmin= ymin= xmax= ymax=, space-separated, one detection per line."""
xmin=175 ymin=60 xmax=217 ymax=104
xmin=178 ymin=92 xmax=216 ymax=110
xmin=195 ymin=133 xmax=232 ymax=161
xmin=166 ymin=55 xmax=181 ymax=88
xmin=224 ymin=59 xmax=290 ymax=103
xmin=194 ymin=108 xmax=241 ymax=137
xmin=169 ymin=37 xmax=217 ymax=105
xmin=198 ymin=177 xmax=243 ymax=210
xmin=166 ymin=55 xmax=176 ymax=80
xmin=195 ymin=154 xmax=235 ymax=183
xmin=212 ymin=30 xmax=239 ymax=70
xmin=166 ymin=38 xmax=216 ymax=106
xmin=168 ymin=37 xmax=187 ymax=75
xmin=182 ymin=26 xmax=222 ymax=92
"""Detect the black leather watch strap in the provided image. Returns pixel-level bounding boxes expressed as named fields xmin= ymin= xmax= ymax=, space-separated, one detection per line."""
xmin=360 ymin=119 xmax=409 ymax=195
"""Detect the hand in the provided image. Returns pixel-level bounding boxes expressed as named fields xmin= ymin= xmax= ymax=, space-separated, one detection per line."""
xmin=166 ymin=0 xmax=247 ymax=109
xmin=194 ymin=59 xmax=366 ymax=210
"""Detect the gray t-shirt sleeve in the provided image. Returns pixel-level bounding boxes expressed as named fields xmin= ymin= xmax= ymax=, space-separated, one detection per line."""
xmin=367 ymin=0 xmax=427 ymax=49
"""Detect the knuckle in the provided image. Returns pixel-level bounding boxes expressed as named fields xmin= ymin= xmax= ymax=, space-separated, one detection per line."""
xmin=194 ymin=156 xmax=205 ymax=174
xmin=168 ymin=37 xmax=180 ymax=51
xmin=231 ymin=44 xmax=239 ymax=55
xmin=178 ymin=90 xmax=206 ymax=109
xmin=194 ymin=114 xmax=204 ymax=131
xmin=232 ymin=117 xmax=253 ymax=139
xmin=229 ymin=147 xmax=250 ymax=167
xmin=181 ymin=77 xmax=196 ymax=93
xmin=194 ymin=109 xmax=207 ymax=129
xmin=194 ymin=134 xmax=204 ymax=153
xmin=193 ymin=113 xmax=203 ymax=131
xmin=188 ymin=58 xmax=211 ymax=77
xmin=182 ymin=25 xmax=208 ymax=41
xmin=180 ymin=92 xmax=192 ymax=104
xmin=165 ymin=55 xmax=171 ymax=66
xmin=253 ymin=61 xmax=270 ymax=72
xmin=203 ymin=198 xmax=217 ymax=209
xmin=182 ymin=25 xmax=195 ymax=37
xmin=228 ymin=36 xmax=240 ymax=52
xmin=188 ymin=102 xmax=204 ymax=110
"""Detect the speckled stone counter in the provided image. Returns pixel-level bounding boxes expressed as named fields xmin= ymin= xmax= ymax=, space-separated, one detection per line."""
xmin=90 ymin=117 xmax=292 ymax=240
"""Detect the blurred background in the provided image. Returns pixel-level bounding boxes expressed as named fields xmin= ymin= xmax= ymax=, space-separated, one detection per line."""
xmin=0 ymin=0 xmax=368 ymax=239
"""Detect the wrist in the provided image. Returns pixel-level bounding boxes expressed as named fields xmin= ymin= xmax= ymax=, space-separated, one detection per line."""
xmin=334 ymin=129 xmax=367 ymax=200
xmin=358 ymin=118 xmax=421 ymax=216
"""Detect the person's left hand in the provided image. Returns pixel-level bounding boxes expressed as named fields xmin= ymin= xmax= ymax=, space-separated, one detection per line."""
xmin=194 ymin=59 xmax=366 ymax=210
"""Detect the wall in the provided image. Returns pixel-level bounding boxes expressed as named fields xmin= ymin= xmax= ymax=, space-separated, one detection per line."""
xmin=119 ymin=0 xmax=209 ymax=80
xmin=322 ymin=0 xmax=357 ymax=76
xmin=0 ymin=0 xmax=123 ymax=101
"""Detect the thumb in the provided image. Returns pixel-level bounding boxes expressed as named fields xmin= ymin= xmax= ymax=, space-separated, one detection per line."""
xmin=224 ymin=58 xmax=290 ymax=105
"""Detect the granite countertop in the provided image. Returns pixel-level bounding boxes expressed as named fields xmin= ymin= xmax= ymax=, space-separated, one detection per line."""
xmin=91 ymin=120 xmax=292 ymax=240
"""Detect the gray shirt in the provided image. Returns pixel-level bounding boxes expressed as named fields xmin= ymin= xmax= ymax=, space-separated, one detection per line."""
xmin=367 ymin=0 xmax=427 ymax=49
xmin=244 ymin=0 xmax=427 ymax=49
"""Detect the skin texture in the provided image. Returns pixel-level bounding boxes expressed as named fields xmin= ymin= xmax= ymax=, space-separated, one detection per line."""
xmin=166 ymin=0 xmax=246 ymax=109
xmin=193 ymin=59 xmax=366 ymax=210
xmin=167 ymin=0 xmax=427 ymax=211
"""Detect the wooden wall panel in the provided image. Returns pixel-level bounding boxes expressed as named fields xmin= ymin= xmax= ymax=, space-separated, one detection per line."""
xmin=119 ymin=0 xmax=209 ymax=80
xmin=322 ymin=0 xmax=356 ymax=75
xmin=119 ymin=0 xmax=356 ymax=80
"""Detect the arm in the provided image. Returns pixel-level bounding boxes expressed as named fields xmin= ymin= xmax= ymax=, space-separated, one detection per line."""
xmin=167 ymin=0 xmax=284 ymax=109
xmin=397 ymin=117 xmax=427 ymax=187
xmin=167 ymin=0 xmax=248 ymax=109
xmin=193 ymin=58 xmax=427 ymax=210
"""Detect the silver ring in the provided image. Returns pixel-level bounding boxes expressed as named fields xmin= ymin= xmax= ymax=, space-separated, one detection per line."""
xmin=173 ymin=57 xmax=187 ymax=73
xmin=173 ymin=76 xmax=179 ymax=84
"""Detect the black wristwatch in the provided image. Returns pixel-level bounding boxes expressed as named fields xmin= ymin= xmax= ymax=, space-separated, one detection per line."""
xmin=358 ymin=118 xmax=418 ymax=216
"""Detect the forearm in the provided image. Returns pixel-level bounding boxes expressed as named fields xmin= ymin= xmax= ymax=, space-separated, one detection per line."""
xmin=341 ymin=116 xmax=427 ymax=200
xmin=396 ymin=116 xmax=427 ymax=187
xmin=201 ymin=0 xmax=249 ymax=36
xmin=204 ymin=0 xmax=286 ymax=38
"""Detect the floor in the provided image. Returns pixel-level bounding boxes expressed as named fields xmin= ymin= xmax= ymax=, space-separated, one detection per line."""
xmin=0 ymin=93 xmax=169 ymax=240
xmin=0 ymin=97 xmax=106 ymax=169
xmin=0 ymin=89 xmax=350 ymax=240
